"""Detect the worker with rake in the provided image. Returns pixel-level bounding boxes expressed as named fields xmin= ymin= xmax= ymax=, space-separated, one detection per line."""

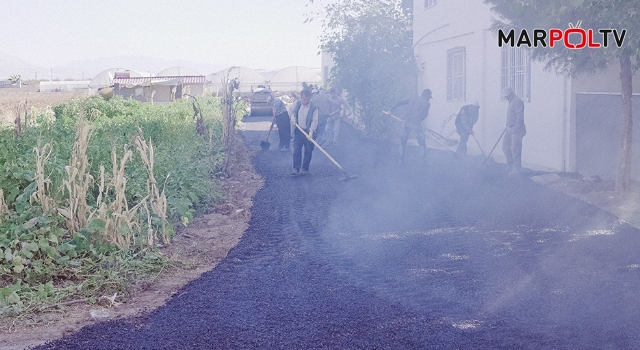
xmin=455 ymin=101 xmax=480 ymax=155
xmin=311 ymin=89 xmax=336 ymax=146
xmin=324 ymin=87 xmax=350 ymax=147
xmin=387 ymin=88 xmax=433 ymax=164
xmin=267 ymin=95 xmax=291 ymax=151
xmin=501 ymin=87 xmax=526 ymax=174
xmin=290 ymin=89 xmax=319 ymax=176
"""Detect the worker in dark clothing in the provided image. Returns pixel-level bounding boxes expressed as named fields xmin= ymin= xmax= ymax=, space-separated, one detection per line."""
xmin=290 ymin=90 xmax=319 ymax=176
xmin=267 ymin=95 xmax=291 ymax=151
xmin=455 ymin=101 xmax=480 ymax=155
xmin=387 ymin=88 xmax=432 ymax=164
xmin=501 ymin=87 xmax=526 ymax=174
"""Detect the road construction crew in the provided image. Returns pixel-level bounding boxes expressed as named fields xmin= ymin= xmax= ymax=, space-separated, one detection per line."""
xmin=290 ymin=90 xmax=319 ymax=176
xmin=502 ymin=87 xmax=526 ymax=174
xmin=311 ymin=89 xmax=336 ymax=146
xmin=387 ymin=88 xmax=432 ymax=164
xmin=267 ymin=95 xmax=291 ymax=151
xmin=325 ymin=87 xmax=350 ymax=147
xmin=455 ymin=101 xmax=480 ymax=155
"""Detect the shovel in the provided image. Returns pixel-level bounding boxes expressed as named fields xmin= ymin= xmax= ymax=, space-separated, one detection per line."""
xmin=293 ymin=123 xmax=358 ymax=181
xmin=471 ymin=133 xmax=486 ymax=156
xmin=483 ymin=127 xmax=507 ymax=164
xmin=382 ymin=111 xmax=456 ymax=153
xmin=260 ymin=116 xmax=276 ymax=150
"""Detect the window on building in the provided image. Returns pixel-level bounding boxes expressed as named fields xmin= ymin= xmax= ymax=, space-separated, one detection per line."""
xmin=424 ymin=0 xmax=437 ymax=8
xmin=501 ymin=46 xmax=531 ymax=102
xmin=447 ymin=47 xmax=466 ymax=101
xmin=324 ymin=66 xmax=330 ymax=83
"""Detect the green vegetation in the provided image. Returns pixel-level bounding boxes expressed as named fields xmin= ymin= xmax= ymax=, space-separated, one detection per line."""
xmin=0 ymin=95 xmax=230 ymax=315
xmin=311 ymin=0 xmax=416 ymax=138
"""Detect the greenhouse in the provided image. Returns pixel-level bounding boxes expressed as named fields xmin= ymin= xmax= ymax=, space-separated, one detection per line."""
xmin=156 ymin=67 xmax=202 ymax=77
xmin=268 ymin=66 xmax=322 ymax=92
xmin=88 ymin=68 xmax=148 ymax=95
xmin=207 ymin=66 xmax=266 ymax=94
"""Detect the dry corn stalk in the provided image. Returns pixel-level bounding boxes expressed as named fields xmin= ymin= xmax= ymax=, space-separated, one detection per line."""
xmin=14 ymin=101 xmax=24 ymax=138
xmin=0 ymin=189 xmax=8 ymax=223
xmin=88 ymin=146 xmax=145 ymax=249
xmin=59 ymin=111 xmax=93 ymax=233
xmin=31 ymin=141 xmax=54 ymax=212
xmin=170 ymin=86 xmax=177 ymax=102
xmin=142 ymin=200 xmax=155 ymax=246
xmin=134 ymin=133 xmax=169 ymax=244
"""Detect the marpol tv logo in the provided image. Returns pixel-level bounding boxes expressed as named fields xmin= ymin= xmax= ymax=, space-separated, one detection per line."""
xmin=498 ymin=21 xmax=627 ymax=49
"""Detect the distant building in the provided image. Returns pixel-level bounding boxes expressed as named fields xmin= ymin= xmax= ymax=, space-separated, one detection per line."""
xmin=0 ymin=80 xmax=21 ymax=88
xmin=413 ymin=0 xmax=640 ymax=178
xmin=321 ymin=52 xmax=334 ymax=87
xmin=112 ymin=75 xmax=205 ymax=103
xmin=39 ymin=80 xmax=89 ymax=93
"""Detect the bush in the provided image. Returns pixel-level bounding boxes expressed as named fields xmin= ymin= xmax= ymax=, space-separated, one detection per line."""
xmin=0 ymin=95 xmax=229 ymax=311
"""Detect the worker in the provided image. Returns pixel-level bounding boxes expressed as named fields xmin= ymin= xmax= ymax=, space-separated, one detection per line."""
xmin=387 ymin=88 xmax=432 ymax=164
xmin=455 ymin=101 xmax=480 ymax=155
xmin=325 ymin=87 xmax=351 ymax=147
xmin=290 ymin=89 xmax=319 ymax=176
xmin=311 ymin=89 xmax=336 ymax=146
xmin=501 ymin=87 xmax=526 ymax=173
xmin=267 ymin=95 xmax=291 ymax=151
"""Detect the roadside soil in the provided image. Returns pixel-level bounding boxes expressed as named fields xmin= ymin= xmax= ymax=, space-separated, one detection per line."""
xmin=0 ymin=84 xmax=83 ymax=126
xmin=0 ymin=132 xmax=263 ymax=350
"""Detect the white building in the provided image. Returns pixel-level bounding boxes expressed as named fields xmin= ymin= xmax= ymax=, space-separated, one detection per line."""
xmin=413 ymin=0 xmax=640 ymax=178
xmin=39 ymin=80 xmax=90 ymax=93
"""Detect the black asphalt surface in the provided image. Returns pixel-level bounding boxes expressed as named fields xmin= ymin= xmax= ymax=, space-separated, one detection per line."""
xmin=35 ymin=118 xmax=640 ymax=349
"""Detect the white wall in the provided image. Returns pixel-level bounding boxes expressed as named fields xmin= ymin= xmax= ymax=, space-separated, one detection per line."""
xmin=39 ymin=80 xmax=90 ymax=93
xmin=414 ymin=0 xmax=569 ymax=171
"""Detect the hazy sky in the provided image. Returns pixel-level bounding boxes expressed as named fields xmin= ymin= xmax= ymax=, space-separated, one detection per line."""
xmin=2 ymin=0 xmax=325 ymax=70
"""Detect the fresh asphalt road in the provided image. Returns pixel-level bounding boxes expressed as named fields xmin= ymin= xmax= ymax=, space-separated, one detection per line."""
xmin=36 ymin=117 xmax=640 ymax=349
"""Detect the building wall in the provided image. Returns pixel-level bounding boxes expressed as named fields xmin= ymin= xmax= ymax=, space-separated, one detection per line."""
xmin=414 ymin=0 xmax=569 ymax=171
xmin=571 ymin=64 xmax=640 ymax=178
xmin=39 ymin=80 xmax=90 ymax=93
xmin=321 ymin=51 xmax=335 ymax=87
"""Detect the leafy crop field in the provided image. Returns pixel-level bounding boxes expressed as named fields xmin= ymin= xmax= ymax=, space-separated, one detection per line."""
xmin=0 ymin=95 xmax=229 ymax=316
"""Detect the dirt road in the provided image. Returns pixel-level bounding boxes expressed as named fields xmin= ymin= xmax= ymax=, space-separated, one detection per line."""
xmin=34 ymin=118 xmax=640 ymax=349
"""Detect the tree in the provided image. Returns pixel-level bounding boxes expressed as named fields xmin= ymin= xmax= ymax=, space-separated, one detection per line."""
xmin=485 ymin=0 xmax=640 ymax=198
xmin=309 ymin=0 xmax=417 ymax=137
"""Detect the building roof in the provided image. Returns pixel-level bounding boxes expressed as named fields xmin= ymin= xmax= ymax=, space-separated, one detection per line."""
xmin=113 ymin=75 xmax=206 ymax=85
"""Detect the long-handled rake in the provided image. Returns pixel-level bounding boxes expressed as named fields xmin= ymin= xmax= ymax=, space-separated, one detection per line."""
xmin=471 ymin=134 xmax=486 ymax=156
xmin=293 ymin=123 xmax=358 ymax=181
xmin=260 ymin=116 xmax=277 ymax=150
xmin=483 ymin=127 xmax=507 ymax=164
xmin=382 ymin=111 xmax=456 ymax=153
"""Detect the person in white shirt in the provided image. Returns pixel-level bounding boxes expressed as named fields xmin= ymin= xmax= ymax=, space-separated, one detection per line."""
xmin=326 ymin=87 xmax=350 ymax=146
xmin=290 ymin=90 xmax=319 ymax=176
